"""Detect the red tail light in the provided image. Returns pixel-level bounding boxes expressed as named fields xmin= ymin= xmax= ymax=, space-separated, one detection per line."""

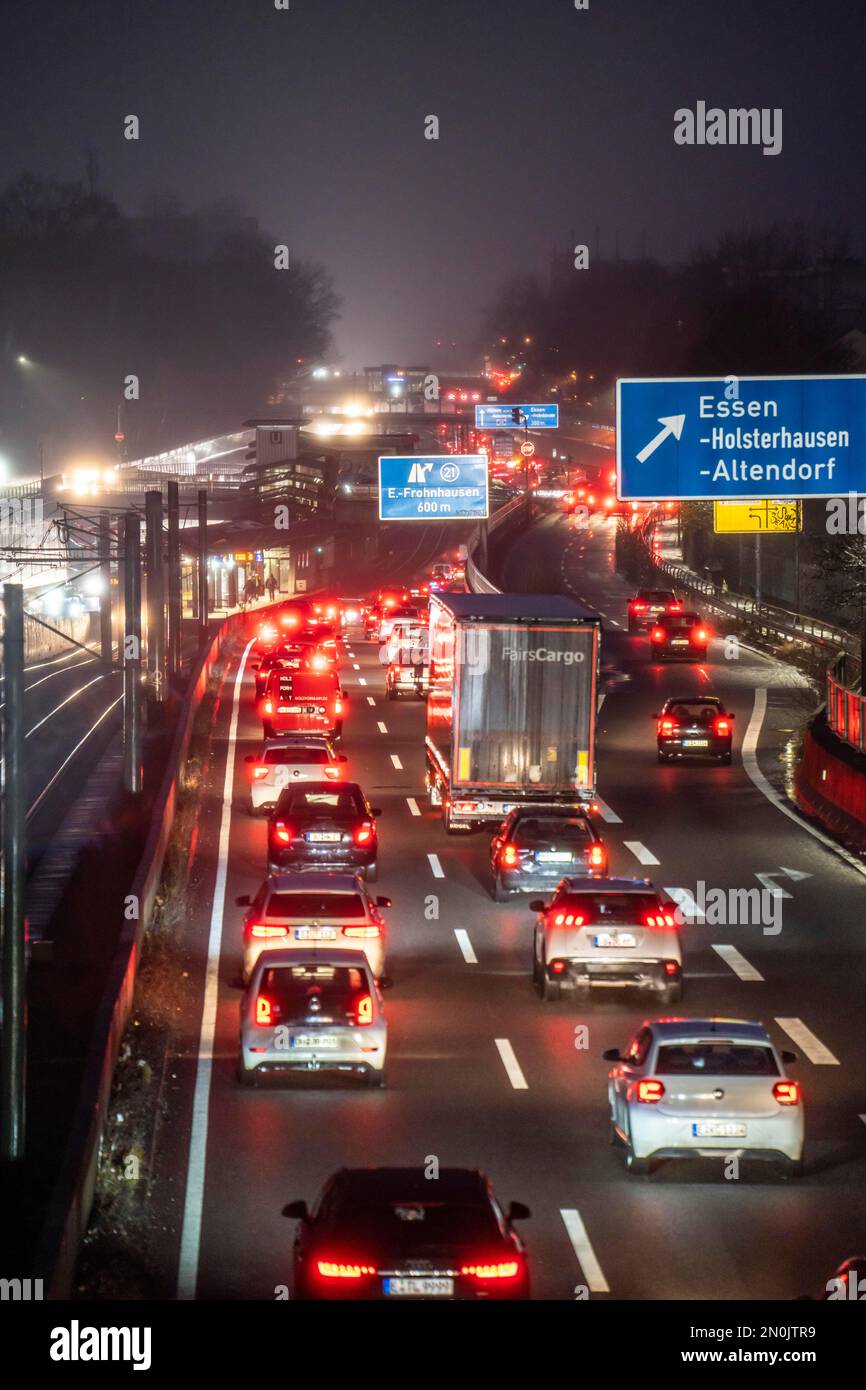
xmin=658 ymin=718 xmax=675 ymax=734
xmin=636 ymin=1079 xmax=665 ymax=1103
xmin=342 ymin=925 xmax=381 ymax=939
xmin=715 ymin=718 xmax=731 ymax=735
xmin=310 ymin=654 xmax=328 ymax=672
xmin=354 ymin=822 xmax=374 ymax=846
xmin=334 ymin=698 xmax=343 ymax=715
xmin=645 ymin=911 xmax=676 ymax=928
xmin=263 ymin=700 xmax=274 ymax=715
xmin=316 ymin=1260 xmax=375 ymax=1279
xmin=251 ymin=764 xmax=269 ymax=780
xmin=500 ymin=843 xmax=519 ymax=868
xmin=667 ymin=602 xmax=683 ymax=613
xmin=692 ymin=627 xmax=708 ymax=643
xmin=553 ymin=912 xmax=585 ymax=927
xmin=248 ymin=922 xmax=289 ymax=940
xmin=354 ymin=993 xmax=374 ymax=1025
xmin=255 ymin=995 xmax=273 ymax=1026
xmin=588 ymin=844 xmax=606 ymax=868
xmin=651 ymin=626 xmax=666 ymax=643
xmin=461 ymin=1260 xmax=520 ymax=1280
xmin=773 ymin=1080 xmax=800 ymax=1106
xmin=630 ymin=601 xmax=647 ymax=612
xmin=273 ymin=822 xmax=293 ymax=843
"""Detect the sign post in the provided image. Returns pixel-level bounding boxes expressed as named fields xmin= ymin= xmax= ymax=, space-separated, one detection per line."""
xmin=617 ymin=375 xmax=866 ymax=500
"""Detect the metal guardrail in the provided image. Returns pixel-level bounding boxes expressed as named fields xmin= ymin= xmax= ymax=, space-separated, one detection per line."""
xmin=827 ymin=652 xmax=866 ymax=753
xmin=465 ymin=495 xmax=528 ymax=594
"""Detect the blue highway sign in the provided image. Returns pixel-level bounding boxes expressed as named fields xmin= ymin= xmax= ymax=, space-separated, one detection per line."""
xmin=616 ymin=375 xmax=866 ymax=500
xmin=378 ymin=455 xmax=489 ymax=521
xmin=475 ymin=403 xmax=559 ymax=430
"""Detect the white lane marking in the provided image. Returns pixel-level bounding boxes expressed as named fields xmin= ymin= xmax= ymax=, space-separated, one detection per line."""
xmin=177 ymin=637 xmax=254 ymax=1299
xmin=406 ymin=797 xmax=421 ymax=816
xmin=623 ymin=840 xmax=659 ymax=866
xmin=454 ymin=929 xmax=477 ymax=964
xmin=358 ymin=677 xmax=367 ymax=686
xmin=775 ymin=1017 xmax=840 ymax=1065
xmin=711 ymin=944 xmax=764 ymax=982
xmin=744 ymin=687 xmax=866 ymax=881
xmin=366 ymin=696 xmax=376 ymax=706
xmin=560 ymin=1209 xmax=610 ymax=1294
xmin=377 ymin=721 xmax=388 ymax=734
xmin=390 ymin=753 xmax=403 ymax=770
xmin=427 ymin=852 xmax=445 ymax=878
xmin=664 ymin=887 xmax=705 ymax=922
xmin=594 ymin=796 xmax=622 ymax=824
xmin=755 ymin=872 xmax=792 ymax=899
xmin=597 ymin=692 xmax=606 ymax=713
xmin=352 ymin=662 xmax=361 ymax=670
xmin=859 ymin=1114 xmax=866 ymax=1127
xmin=608 ymin=619 xmax=621 ymax=628
xmin=495 ymin=1038 xmax=528 ymax=1090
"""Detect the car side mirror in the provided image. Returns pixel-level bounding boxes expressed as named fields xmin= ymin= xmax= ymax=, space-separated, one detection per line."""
xmin=507 ymin=1201 xmax=531 ymax=1222
xmin=375 ymin=896 xmax=392 ymax=909
xmin=236 ymin=895 xmax=252 ymax=906
xmin=371 ymin=807 xmax=383 ymax=817
xmin=282 ymin=1200 xmax=309 ymax=1221
xmin=338 ymin=754 xmax=348 ymax=763
xmin=602 ymin=1048 xmax=622 ymax=1062
xmin=528 ymin=900 xmax=546 ymax=913
xmin=378 ymin=976 xmax=394 ymax=990
xmin=781 ymin=1050 xmax=797 ymax=1064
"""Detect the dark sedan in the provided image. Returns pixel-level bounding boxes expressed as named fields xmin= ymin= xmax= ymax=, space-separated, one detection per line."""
xmin=268 ymin=781 xmax=381 ymax=879
xmin=489 ymin=805 xmax=608 ymax=901
xmin=655 ymin=696 xmax=734 ymax=764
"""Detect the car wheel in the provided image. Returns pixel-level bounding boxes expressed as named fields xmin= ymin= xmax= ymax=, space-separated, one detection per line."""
xmin=720 ymin=750 xmax=732 ymax=765
xmin=492 ymin=875 xmax=510 ymax=902
xmin=625 ymin=1135 xmax=650 ymax=1175
xmin=531 ymin=943 xmax=542 ymax=989
xmin=237 ymin=1061 xmax=258 ymax=1088
xmin=657 ymin=750 xmax=669 ymax=764
xmin=443 ymin=802 xmax=463 ymax=834
xmin=365 ymin=861 xmax=378 ymax=883
xmin=781 ymin=1156 xmax=804 ymax=1180
xmin=263 ymin=722 xmax=274 ymax=738
xmin=609 ymin=1118 xmax=622 ymax=1147
xmin=368 ymin=1068 xmax=386 ymax=1088
xmin=628 ymin=621 xmax=637 ymax=634
xmin=660 ymin=979 xmax=682 ymax=1004
xmin=540 ymin=965 xmax=561 ymax=1002
xmin=387 ymin=686 xmax=397 ymax=700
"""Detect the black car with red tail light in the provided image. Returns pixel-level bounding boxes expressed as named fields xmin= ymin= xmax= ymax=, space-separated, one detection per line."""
xmin=655 ymin=695 xmax=734 ymax=764
xmin=649 ymin=610 xmax=710 ymax=661
xmin=627 ymin=588 xmax=682 ymax=633
xmin=283 ymin=1167 xmax=530 ymax=1300
xmin=268 ymin=781 xmax=381 ymax=880
xmin=489 ymin=804 xmax=608 ymax=901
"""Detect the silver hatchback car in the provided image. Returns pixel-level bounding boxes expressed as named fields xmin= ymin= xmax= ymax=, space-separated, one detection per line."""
xmin=239 ymin=949 xmax=389 ymax=1087
xmin=604 ymin=1018 xmax=804 ymax=1178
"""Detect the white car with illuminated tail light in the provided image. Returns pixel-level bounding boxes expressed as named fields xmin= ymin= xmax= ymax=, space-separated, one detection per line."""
xmin=604 ymin=1019 xmax=804 ymax=1178
xmin=530 ymin=877 xmax=682 ymax=1003
xmin=237 ymin=872 xmax=390 ymax=982
xmin=245 ymin=738 xmax=346 ymax=814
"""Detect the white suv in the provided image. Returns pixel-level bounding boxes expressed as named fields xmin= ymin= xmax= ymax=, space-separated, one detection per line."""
xmin=530 ymin=877 xmax=682 ymax=1003
xmin=245 ymin=738 xmax=346 ymax=814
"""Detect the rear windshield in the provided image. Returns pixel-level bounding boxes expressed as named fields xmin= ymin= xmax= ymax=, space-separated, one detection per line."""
xmin=663 ymin=614 xmax=700 ymax=629
xmin=258 ymin=963 xmax=369 ymax=1020
xmin=278 ymin=789 xmax=364 ymax=818
xmin=265 ymin=892 xmax=365 ymax=918
xmin=331 ymin=1201 xmax=498 ymax=1246
xmin=513 ymin=817 xmax=591 ymax=845
xmin=656 ymin=1044 xmax=779 ymax=1077
xmin=271 ymin=673 xmax=337 ymax=697
xmin=263 ymin=747 xmax=330 ymax=764
xmin=638 ymin=591 xmax=677 ymax=603
xmin=552 ymin=892 xmax=661 ymax=922
xmin=664 ymin=702 xmax=721 ymax=722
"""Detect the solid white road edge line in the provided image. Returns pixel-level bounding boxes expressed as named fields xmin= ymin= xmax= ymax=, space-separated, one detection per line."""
xmin=494 ymin=1038 xmax=528 ymax=1090
xmin=177 ymin=638 xmax=254 ymax=1299
xmin=560 ymin=1208 xmax=610 ymax=1294
xmin=744 ymin=687 xmax=866 ymax=880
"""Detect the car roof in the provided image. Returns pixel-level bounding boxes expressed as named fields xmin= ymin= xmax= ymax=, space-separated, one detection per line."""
xmin=646 ymin=1019 xmax=772 ymax=1043
xmin=277 ymin=780 xmax=363 ymax=796
xmin=264 ymin=871 xmax=365 ymax=893
xmin=557 ymin=876 xmax=654 ymax=893
xmin=662 ymin=694 xmax=722 ymax=705
xmin=329 ymin=1167 xmax=490 ymax=1201
xmin=254 ymin=947 xmax=370 ymax=972
xmin=636 ymin=588 xmax=677 ymax=596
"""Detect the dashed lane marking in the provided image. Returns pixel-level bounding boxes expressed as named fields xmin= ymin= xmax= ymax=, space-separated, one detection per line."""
xmin=623 ymin=840 xmax=660 ymax=866
xmin=427 ymin=852 xmax=445 ymax=878
xmin=711 ymin=944 xmax=764 ymax=982
xmin=775 ymin=1017 xmax=839 ymax=1065
xmin=454 ymin=929 xmax=477 ymax=964
xmin=560 ymin=1209 xmax=610 ymax=1294
xmin=495 ymin=1038 xmax=528 ymax=1090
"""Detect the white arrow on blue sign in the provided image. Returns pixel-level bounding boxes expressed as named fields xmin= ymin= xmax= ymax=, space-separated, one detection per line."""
xmin=378 ymin=455 xmax=489 ymax=521
xmin=617 ymin=375 xmax=866 ymax=500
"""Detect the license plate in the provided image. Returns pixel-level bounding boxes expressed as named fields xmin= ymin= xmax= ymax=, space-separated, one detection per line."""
xmin=593 ymin=932 xmax=636 ymax=948
xmin=307 ymin=831 xmax=342 ymax=842
xmin=294 ymin=926 xmax=337 ymax=940
xmin=671 ymin=639 xmax=688 ymax=646
xmin=682 ymin=739 xmax=709 ymax=747
xmin=291 ymin=1034 xmax=339 ymax=1049
xmin=278 ymin=705 xmax=301 ymax=713
xmin=538 ymin=851 xmax=572 ymax=863
xmin=383 ymin=1277 xmax=454 ymax=1298
xmin=692 ymin=1122 xmax=747 ymax=1138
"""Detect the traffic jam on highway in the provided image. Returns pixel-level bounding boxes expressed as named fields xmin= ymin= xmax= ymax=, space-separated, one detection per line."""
xmin=160 ymin=495 xmax=866 ymax=1309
